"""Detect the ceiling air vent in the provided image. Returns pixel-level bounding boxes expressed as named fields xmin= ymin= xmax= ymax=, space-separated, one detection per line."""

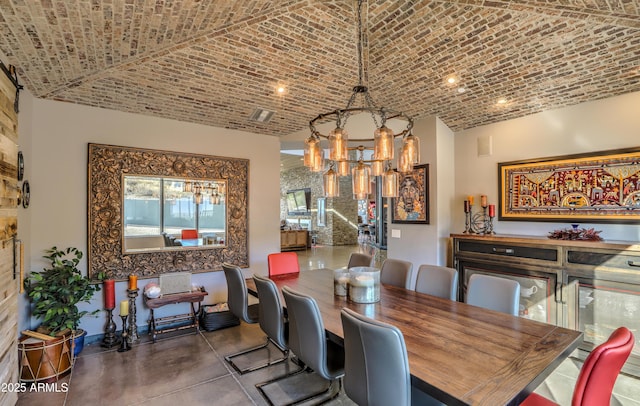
xmin=248 ymin=108 xmax=275 ymax=123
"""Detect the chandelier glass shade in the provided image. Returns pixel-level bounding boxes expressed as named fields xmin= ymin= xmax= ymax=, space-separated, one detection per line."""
xmin=305 ymin=0 xmax=420 ymax=199
xmin=373 ymin=125 xmax=394 ymax=161
xmin=323 ymin=165 xmax=339 ymax=197
xmin=328 ymin=128 xmax=349 ymax=161
xmin=352 ymin=161 xmax=372 ymax=198
xmin=382 ymin=166 xmax=398 ymax=198
xmin=310 ymin=147 xmax=325 ymax=172
xmin=370 ymin=160 xmax=384 ymax=177
xmin=337 ymin=160 xmax=350 ymax=177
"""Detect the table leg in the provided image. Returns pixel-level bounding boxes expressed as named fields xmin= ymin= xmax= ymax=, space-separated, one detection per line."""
xmin=191 ymin=302 xmax=198 ymax=334
xmin=149 ymin=308 xmax=157 ymax=343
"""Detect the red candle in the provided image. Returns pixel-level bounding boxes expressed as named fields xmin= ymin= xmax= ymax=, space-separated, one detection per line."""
xmin=104 ymin=279 xmax=115 ymax=309
xmin=464 ymin=200 xmax=470 ymax=213
xmin=488 ymin=204 xmax=496 ymax=217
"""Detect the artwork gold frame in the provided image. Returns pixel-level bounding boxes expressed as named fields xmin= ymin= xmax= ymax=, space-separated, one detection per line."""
xmin=391 ymin=164 xmax=429 ymax=224
xmin=88 ymin=143 xmax=249 ymax=281
xmin=498 ymin=147 xmax=640 ymax=223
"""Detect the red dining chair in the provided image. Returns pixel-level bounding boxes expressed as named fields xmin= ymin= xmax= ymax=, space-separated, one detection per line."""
xmin=521 ymin=327 xmax=634 ymax=406
xmin=181 ymin=229 xmax=198 ymax=239
xmin=267 ymin=252 xmax=300 ymax=276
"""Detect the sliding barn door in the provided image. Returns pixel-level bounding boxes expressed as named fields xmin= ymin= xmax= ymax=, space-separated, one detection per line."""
xmin=0 ymin=67 xmax=19 ymax=406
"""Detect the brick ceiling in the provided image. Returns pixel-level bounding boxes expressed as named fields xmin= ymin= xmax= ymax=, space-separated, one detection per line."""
xmin=0 ymin=1 xmax=638 ymax=137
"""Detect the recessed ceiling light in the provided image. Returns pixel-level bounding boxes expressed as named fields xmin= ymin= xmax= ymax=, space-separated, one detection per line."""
xmin=497 ymin=98 xmax=507 ymax=105
xmin=457 ymin=87 xmax=466 ymax=93
xmin=446 ymin=76 xmax=457 ymax=84
xmin=277 ymin=86 xmax=286 ymax=94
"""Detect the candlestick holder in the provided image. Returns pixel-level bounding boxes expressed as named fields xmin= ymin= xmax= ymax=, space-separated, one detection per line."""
xmin=487 ymin=212 xmax=496 ymax=235
xmin=101 ymin=308 xmax=120 ymax=348
xmin=127 ymin=288 xmax=139 ymax=344
xmin=118 ymin=315 xmax=131 ymax=352
xmin=463 ymin=210 xmax=471 ymax=233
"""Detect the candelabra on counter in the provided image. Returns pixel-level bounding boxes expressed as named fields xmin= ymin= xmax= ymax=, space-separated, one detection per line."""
xmin=101 ymin=279 xmax=120 ymax=348
xmin=486 ymin=204 xmax=496 ymax=235
xmin=127 ymin=288 xmax=140 ymax=344
xmin=463 ymin=195 xmax=496 ymax=235
xmin=463 ymin=200 xmax=472 ymax=233
xmin=101 ymin=308 xmax=120 ymax=348
xmin=117 ymin=299 xmax=131 ymax=352
xmin=118 ymin=314 xmax=131 ymax=352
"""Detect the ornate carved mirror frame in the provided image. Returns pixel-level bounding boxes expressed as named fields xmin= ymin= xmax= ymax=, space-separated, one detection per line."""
xmin=88 ymin=143 xmax=249 ymax=281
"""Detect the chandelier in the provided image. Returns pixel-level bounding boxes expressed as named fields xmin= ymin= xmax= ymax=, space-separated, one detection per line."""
xmin=183 ymin=181 xmax=225 ymax=205
xmin=305 ymin=0 xmax=420 ymax=199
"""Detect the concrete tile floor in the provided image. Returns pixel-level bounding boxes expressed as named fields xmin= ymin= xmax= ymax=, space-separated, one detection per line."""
xmin=17 ymin=243 xmax=639 ymax=405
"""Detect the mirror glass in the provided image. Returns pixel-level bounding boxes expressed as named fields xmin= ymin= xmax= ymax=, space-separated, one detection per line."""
xmin=123 ymin=175 xmax=227 ymax=253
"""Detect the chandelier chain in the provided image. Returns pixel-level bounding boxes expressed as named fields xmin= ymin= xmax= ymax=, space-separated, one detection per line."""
xmin=356 ymin=0 xmax=366 ymax=88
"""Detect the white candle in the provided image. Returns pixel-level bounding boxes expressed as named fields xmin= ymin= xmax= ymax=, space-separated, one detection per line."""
xmin=119 ymin=300 xmax=129 ymax=316
xmin=351 ymin=275 xmax=374 ymax=287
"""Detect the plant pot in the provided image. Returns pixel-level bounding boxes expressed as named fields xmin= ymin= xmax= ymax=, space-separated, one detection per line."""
xmin=73 ymin=329 xmax=87 ymax=358
xmin=18 ymin=331 xmax=73 ymax=383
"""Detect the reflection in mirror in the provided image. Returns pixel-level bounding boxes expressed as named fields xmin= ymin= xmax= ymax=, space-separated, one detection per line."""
xmin=123 ymin=175 xmax=227 ymax=253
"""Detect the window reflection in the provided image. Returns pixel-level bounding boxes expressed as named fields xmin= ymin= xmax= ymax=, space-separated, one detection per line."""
xmin=123 ymin=175 xmax=226 ymax=252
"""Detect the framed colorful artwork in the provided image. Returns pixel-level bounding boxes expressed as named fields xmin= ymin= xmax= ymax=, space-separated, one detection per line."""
xmin=392 ymin=164 xmax=429 ymax=224
xmin=498 ymin=147 xmax=640 ymax=223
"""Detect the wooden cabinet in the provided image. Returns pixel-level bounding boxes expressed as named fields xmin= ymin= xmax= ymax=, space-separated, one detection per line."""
xmin=280 ymin=230 xmax=309 ymax=251
xmin=452 ymin=234 xmax=563 ymax=325
xmin=452 ymin=233 xmax=640 ymax=377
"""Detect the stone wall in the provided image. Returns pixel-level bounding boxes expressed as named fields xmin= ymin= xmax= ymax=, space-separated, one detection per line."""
xmin=280 ymin=166 xmax=358 ymax=246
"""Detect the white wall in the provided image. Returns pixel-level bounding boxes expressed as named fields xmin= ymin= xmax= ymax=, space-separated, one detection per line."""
xmin=386 ymin=116 xmax=455 ymax=286
xmin=455 ymin=92 xmax=640 ymax=241
xmin=21 ymin=98 xmax=281 ymax=337
xmin=435 ymin=118 xmax=455 ymax=263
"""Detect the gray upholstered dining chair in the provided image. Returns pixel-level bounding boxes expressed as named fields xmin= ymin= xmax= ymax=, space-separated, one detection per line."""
xmin=251 ymin=275 xmax=289 ymax=365
xmin=414 ymin=265 xmax=459 ymax=300
xmin=466 ymin=273 xmax=520 ymax=316
xmin=347 ymin=252 xmax=374 ymax=268
xmin=380 ymin=258 xmax=413 ymax=289
xmin=341 ymin=308 xmax=411 ymax=406
xmin=222 ymin=263 xmax=266 ymax=374
xmin=257 ymin=286 xmax=345 ymax=405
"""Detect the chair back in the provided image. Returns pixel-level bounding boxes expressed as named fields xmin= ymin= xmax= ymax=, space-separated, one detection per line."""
xmin=415 ymin=265 xmax=458 ymax=300
xmin=380 ymin=258 xmax=413 ymax=289
xmin=466 ymin=273 xmax=520 ymax=316
xmin=282 ymin=286 xmax=343 ymax=380
xmin=253 ymin=274 xmax=287 ymax=351
xmin=222 ymin=263 xmax=256 ymax=324
xmin=340 ymin=308 xmax=411 ymax=406
xmin=572 ymin=327 xmax=634 ymax=406
xmin=181 ymin=229 xmax=198 ymax=239
xmin=268 ymin=252 xmax=300 ymax=276
xmin=162 ymin=232 xmax=173 ymax=247
xmin=348 ymin=252 xmax=374 ymax=268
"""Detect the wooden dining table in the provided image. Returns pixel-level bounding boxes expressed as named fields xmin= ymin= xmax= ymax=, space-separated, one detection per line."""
xmin=246 ymin=269 xmax=582 ymax=406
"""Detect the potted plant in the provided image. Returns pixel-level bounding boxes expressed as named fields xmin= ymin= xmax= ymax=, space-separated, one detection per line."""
xmin=24 ymin=247 xmax=102 ymax=357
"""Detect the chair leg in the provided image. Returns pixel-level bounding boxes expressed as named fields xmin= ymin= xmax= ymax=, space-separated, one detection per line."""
xmin=256 ymin=368 xmax=342 ymax=406
xmin=224 ymin=337 xmax=288 ymax=375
